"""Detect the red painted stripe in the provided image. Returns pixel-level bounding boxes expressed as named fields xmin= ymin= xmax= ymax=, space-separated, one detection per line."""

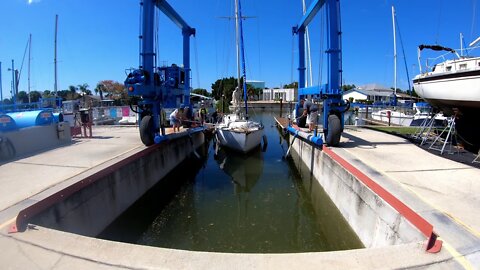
xmin=322 ymin=145 xmax=442 ymax=252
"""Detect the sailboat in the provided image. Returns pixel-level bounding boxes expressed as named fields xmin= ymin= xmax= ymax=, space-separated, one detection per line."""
xmin=215 ymin=0 xmax=264 ymax=153
xmin=371 ymin=6 xmax=438 ymax=127
xmin=413 ymin=37 xmax=480 ymax=152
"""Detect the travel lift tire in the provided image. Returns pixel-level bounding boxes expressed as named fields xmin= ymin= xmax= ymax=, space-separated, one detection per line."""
xmin=140 ymin=115 xmax=154 ymax=146
xmin=325 ymin=114 xmax=341 ymax=146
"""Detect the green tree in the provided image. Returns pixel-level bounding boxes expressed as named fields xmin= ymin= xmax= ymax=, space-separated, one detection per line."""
xmin=95 ymin=82 xmax=106 ymax=100
xmin=97 ymin=80 xmax=126 ymax=104
xmin=42 ymin=90 xmax=53 ymax=98
xmin=56 ymin=90 xmax=70 ymax=100
xmin=2 ymin=98 xmax=13 ymax=105
xmin=77 ymin=83 xmax=91 ymax=95
xmin=67 ymin=85 xmax=79 ymax=100
xmin=341 ymin=84 xmax=356 ymax=91
xmin=17 ymin=91 xmax=29 ymax=103
xmin=29 ymin=91 xmax=42 ymax=102
xmin=192 ymin=88 xmax=210 ymax=97
xmin=283 ymin=82 xmax=298 ymax=89
xmin=211 ymin=77 xmax=239 ymax=103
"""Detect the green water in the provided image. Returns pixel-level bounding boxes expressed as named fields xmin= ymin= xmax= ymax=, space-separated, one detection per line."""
xmin=99 ymin=112 xmax=363 ymax=253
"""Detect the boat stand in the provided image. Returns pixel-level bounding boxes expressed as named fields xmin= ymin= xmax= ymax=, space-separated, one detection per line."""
xmin=412 ymin=113 xmax=437 ymax=145
xmin=428 ymin=116 xmax=458 ymax=155
xmin=473 ymin=150 xmax=480 ymax=164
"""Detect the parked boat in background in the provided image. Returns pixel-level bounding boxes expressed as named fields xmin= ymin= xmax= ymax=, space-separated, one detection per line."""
xmin=413 ymin=38 xmax=480 ymax=152
xmin=215 ymin=0 xmax=264 ymax=154
xmin=371 ymin=103 xmax=446 ymax=127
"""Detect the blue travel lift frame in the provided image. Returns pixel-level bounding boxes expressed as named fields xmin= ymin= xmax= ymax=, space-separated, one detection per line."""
xmin=125 ymin=0 xmax=199 ymax=146
xmin=290 ymin=0 xmax=349 ymax=146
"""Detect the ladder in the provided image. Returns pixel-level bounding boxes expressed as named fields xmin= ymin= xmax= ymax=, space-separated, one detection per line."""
xmin=428 ymin=116 xmax=458 ymax=155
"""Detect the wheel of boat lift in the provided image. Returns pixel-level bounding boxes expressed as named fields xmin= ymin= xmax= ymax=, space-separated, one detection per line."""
xmin=326 ymin=114 xmax=341 ymax=146
xmin=139 ymin=115 xmax=154 ymax=146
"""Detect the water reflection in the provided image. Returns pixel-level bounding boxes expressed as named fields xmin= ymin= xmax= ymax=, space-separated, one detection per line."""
xmin=215 ymin=148 xmax=263 ymax=194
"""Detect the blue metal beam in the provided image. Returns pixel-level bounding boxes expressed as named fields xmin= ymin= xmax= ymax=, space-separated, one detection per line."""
xmin=156 ymin=0 xmax=195 ymax=100
xmin=295 ymin=0 xmax=325 ymax=32
xmin=156 ymin=0 xmax=195 ymax=35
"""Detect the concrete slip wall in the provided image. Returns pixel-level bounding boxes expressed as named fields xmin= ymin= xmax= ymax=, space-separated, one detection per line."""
xmin=28 ymin=131 xmax=204 ymax=237
xmin=289 ymin=135 xmax=425 ymax=248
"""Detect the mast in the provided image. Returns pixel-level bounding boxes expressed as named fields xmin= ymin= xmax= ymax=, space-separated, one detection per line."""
xmin=237 ymin=0 xmax=248 ymax=117
xmin=392 ymin=5 xmax=397 ymax=96
xmin=11 ymin=60 xmax=16 ymax=104
xmin=234 ymin=0 xmax=241 ymax=89
xmin=28 ymin=33 xmax=32 ymax=103
xmin=460 ymin=33 xmax=464 ymax=56
xmin=302 ymin=0 xmax=313 ymax=87
xmin=54 ymin=14 xmax=58 ymax=97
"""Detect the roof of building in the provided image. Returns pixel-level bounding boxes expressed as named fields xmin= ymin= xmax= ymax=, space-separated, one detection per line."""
xmin=357 ymin=83 xmax=392 ymax=92
xmin=343 ymin=88 xmax=394 ymax=97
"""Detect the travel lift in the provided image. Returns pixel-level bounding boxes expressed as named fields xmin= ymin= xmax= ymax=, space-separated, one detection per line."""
xmin=125 ymin=0 xmax=199 ymax=146
xmin=288 ymin=0 xmax=349 ymax=147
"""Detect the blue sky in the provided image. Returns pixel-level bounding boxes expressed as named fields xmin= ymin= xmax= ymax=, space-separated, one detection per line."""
xmin=0 ymin=0 xmax=478 ymax=99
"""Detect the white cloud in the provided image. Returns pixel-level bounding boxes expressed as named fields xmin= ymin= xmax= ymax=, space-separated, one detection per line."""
xmin=28 ymin=0 xmax=41 ymax=4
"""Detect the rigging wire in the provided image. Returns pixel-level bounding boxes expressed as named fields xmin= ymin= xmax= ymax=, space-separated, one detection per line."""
xmin=471 ymin=0 xmax=477 ymax=42
xmin=337 ymin=0 xmax=343 ymax=89
xmin=317 ymin=6 xmax=325 ymax=88
xmin=291 ymin=34 xmax=295 ymax=84
xmin=253 ymin=0 xmax=262 ymax=80
xmin=394 ymin=8 xmax=412 ymax=94
xmin=17 ymin=37 xmax=31 ymax=89
xmin=193 ymin=37 xmax=201 ymax=89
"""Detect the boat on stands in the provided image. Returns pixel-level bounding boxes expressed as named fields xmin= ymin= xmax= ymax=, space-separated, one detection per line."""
xmin=215 ymin=0 xmax=264 ymax=154
xmin=413 ymin=39 xmax=480 ymax=152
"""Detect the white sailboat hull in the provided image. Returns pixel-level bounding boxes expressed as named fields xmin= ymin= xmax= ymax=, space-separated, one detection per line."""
xmin=371 ymin=110 xmax=414 ymax=126
xmin=413 ymin=71 xmax=480 ymax=115
xmin=216 ymin=124 xmax=264 ymax=153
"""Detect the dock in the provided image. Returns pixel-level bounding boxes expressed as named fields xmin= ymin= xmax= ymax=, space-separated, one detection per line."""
xmin=0 ymin=122 xmax=479 ymax=269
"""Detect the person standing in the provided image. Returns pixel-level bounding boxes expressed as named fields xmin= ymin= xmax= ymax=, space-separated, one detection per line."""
xmin=198 ymin=103 xmax=208 ymax=125
xmin=295 ymin=99 xmax=307 ymax=128
xmin=303 ymin=98 xmax=312 ymax=129
xmin=211 ymin=108 xmax=219 ymax=123
xmin=308 ymin=99 xmax=319 ymax=132
xmin=169 ymin=105 xmax=184 ymax=132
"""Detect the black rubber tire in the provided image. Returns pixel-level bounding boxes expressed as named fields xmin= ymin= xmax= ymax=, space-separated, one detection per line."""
xmin=139 ymin=115 xmax=154 ymax=146
xmin=325 ymin=114 xmax=341 ymax=146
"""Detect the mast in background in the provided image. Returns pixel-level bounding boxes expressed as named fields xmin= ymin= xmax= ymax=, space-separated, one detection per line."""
xmin=302 ymin=0 xmax=313 ymax=87
xmin=392 ymin=5 xmax=397 ymax=96
xmin=54 ymin=14 xmax=58 ymax=97
xmin=28 ymin=33 xmax=32 ymax=103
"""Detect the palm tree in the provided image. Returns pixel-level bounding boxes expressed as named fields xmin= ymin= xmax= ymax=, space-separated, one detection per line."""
xmin=95 ymin=83 xmax=105 ymax=100
xmin=77 ymin=83 xmax=89 ymax=94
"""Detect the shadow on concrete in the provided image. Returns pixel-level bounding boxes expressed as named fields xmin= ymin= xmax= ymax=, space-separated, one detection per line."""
xmin=339 ymin=132 xmax=411 ymax=149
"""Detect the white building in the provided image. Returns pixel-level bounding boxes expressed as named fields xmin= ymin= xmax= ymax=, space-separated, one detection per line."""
xmin=262 ymin=88 xmax=296 ymax=102
xmin=246 ymin=80 xmax=265 ymax=89
xmin=342 ymin=84 xmax=394 ymax=103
